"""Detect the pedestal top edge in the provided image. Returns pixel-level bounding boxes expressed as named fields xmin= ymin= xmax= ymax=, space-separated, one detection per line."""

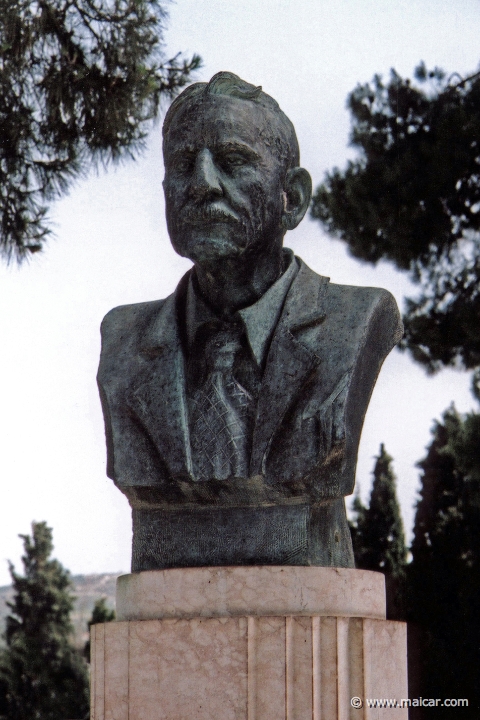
xmin=116 ymin=566 xmax=386 ymax=622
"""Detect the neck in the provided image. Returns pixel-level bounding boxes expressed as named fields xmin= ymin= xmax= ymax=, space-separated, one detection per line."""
xmin=194 ymin=244 xmax=284 ymax=317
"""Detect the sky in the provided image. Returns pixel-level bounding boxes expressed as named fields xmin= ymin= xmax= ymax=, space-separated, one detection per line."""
xmin=0 ymin=0 xmax=479 ymax=586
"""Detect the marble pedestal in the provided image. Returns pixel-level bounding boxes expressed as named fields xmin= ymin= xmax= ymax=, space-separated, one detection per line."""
xmin=91 ymin=567 xmax=407 ymax=719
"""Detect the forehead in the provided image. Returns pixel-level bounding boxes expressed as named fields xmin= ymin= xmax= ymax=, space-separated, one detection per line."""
xmin=164 ymin=95 xmax=282 ymax=156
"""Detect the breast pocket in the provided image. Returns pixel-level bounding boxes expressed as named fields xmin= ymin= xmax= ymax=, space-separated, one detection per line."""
xmin=302 ymin=372 xmax=350 ymax=465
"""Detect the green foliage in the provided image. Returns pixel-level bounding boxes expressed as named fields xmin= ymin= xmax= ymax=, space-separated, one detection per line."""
xmin=0 ymin=0 xmax=201 ymax=263
xmin=351 ymin=444 xmax=406 ymax=575
xmin=84 ymin=597 xmax=115 ymax=662
xmin=0 ymin=522 xmax=89 ymax=719
xmin=88 ymin=597 xmax=115 ymax=627
xmin=350 ymin=444 xmax=406 ymax=619
xmin=408 ymin=408 xmax=480 ymax=712
xmin=349 ymin=487 xmax=367 ymax=562
xmin=311 ymin=64 xmax=480 ymax=385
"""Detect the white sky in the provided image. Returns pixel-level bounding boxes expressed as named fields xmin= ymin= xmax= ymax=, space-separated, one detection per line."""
xmin=0 ymin=0 xmax=478 ymax=585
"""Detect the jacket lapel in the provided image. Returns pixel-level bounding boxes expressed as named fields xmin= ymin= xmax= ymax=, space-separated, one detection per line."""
xmin=250 ymin=261 xmax=330 ymax=475
xmin=125 ymin=261 xmax=329 ymax=480
xmin=127 ymin=279 xmax=193 ymax=478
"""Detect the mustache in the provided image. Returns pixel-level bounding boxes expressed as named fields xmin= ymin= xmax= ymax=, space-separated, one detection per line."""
xmin=181 ymin=203 xmax=240 ymax=225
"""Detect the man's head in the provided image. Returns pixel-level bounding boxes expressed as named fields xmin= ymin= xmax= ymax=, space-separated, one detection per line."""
xmin=162 ymin=72 xmax=312 ymax=265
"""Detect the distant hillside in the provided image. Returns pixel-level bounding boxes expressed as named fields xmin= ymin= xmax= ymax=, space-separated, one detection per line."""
xmin=0 ymin=572 xmax=119 ymax=649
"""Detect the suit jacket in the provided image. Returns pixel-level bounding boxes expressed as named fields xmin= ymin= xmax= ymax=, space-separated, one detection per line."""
xmin=98 ymin=256 xmax=403 ymax=570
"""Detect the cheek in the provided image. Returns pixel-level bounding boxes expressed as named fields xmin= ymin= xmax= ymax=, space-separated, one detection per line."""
xmin=163 ymin=179 xmax=173 ymax=204
xmin=164 ymin=172 xmax=190 ymax=198
xmin=164 ymin=182 xmax=185 ymax=218
xmin=164 ymin=189 xmax=182 ymax=236
xmin=230 ymin=175 xmax=274 ymax=210
xmin=164 ymin=178 xmax=178 ymax=198
xmin=251 ymin=179 xmax=283 ymax=221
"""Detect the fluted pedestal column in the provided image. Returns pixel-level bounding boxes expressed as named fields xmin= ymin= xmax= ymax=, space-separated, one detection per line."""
xmin=91 ymin=567 xmax=407 ymax=719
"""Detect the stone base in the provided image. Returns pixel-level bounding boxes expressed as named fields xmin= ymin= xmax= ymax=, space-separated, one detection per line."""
xmin=91 ymin=567 xmax=407 ymax=719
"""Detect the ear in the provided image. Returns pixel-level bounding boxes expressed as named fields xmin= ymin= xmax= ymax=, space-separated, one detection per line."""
xmin=281 ymin=167 xmax=312 ymax=231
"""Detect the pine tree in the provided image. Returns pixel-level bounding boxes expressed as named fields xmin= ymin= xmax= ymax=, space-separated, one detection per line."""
xmin=311 ymin=64 xmax=480 ymax=396
xmin=408 ymin=408 xmax=480 ymax=715
xmin=0 ymin=522 xmax=89 ymax=719
xmin=0 ymin=0 xmax=201 ymax=263
xmin=350 ymin=445 xmax=407 ymax=619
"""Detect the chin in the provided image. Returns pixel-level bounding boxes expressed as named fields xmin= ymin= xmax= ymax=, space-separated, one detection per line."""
xmin=173 ymin=230 xmax=247 ymax=263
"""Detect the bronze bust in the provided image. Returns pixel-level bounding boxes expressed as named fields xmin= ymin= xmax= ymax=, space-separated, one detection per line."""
xmin=98 ymin=72 xmax=403 ymax=571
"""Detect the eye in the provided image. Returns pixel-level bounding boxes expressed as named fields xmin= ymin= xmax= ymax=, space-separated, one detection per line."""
xmin=220 ymin=153 xmax=248 ymax=170
xmin=174 ymin=155 xmax=195 ymax=173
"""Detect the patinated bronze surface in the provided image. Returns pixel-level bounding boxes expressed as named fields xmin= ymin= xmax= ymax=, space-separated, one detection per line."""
xmin=98 ymin=72 xmax=403 ymax=571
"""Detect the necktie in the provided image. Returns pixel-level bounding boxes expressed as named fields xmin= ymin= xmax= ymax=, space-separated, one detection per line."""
xmin=188 ymin=323 xmax=256 ymax=482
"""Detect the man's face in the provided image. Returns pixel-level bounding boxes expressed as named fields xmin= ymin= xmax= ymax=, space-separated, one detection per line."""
xmin=163 ymin=95 xmax=287 ymax=264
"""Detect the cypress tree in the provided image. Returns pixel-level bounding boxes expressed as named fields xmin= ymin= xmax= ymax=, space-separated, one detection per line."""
xmin=408 ymin=408 xmax=480 ymax=715
xmin=351 ymin=444 xmax=407 ymax=619
xmin=84 ymin=597 xmax=115 ymax=662
xmin=0 ymin=522 xmax=89 ymax=719
xmin=349 ymin=485 xmax=367 ymax=564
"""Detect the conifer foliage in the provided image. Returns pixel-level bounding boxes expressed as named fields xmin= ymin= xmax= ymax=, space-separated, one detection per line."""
xmin=84 ymin=596 xmax=115 ymax=662
xmin=0 ymin=0 xmax=201 ymax=263
xmin=350 ymin=444 xmax=407 ymax=619
xmin=311 ymin=64 xmax=480 ymax=394
xmin=0 ymin=522 xmax=89 ymax=719
xmin=408 ymin=408 xmax=480 ymax=714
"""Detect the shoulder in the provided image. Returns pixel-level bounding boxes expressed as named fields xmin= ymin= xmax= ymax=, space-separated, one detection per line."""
xmin=100 ymin=298 xmax=167 ymax=341
xmin=98 ymin=299 xmax=171 ymax=384
xmin=327 ymin=281 xmax=401 ymax=322
xmin=292 ymin=256 xmax=403 ymax=354
xmin=295 ymin=257 xmax=402 ymax=339
xmin=100 ymin=269 xmax=191 ymax=344
xmin=326 ymin=281 xmax=403 ymax=346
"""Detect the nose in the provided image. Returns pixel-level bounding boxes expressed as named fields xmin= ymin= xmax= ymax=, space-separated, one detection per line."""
xmin=191 ymin=149 xmax=223 ymax=199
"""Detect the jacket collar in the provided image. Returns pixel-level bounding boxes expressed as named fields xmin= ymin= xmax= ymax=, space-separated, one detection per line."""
xmin=128 ymin=259 xmax=330 ymax=480
xmin=185 ymin=248 xmax=298 ymax=368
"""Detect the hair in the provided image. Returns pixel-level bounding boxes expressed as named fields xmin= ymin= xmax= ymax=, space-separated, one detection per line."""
xmin=162 ymin=71 xmax=300 ymax=172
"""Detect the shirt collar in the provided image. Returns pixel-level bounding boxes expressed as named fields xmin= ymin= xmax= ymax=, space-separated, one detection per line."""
xmin=186 ymin=248 xmax=298 ymax=367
